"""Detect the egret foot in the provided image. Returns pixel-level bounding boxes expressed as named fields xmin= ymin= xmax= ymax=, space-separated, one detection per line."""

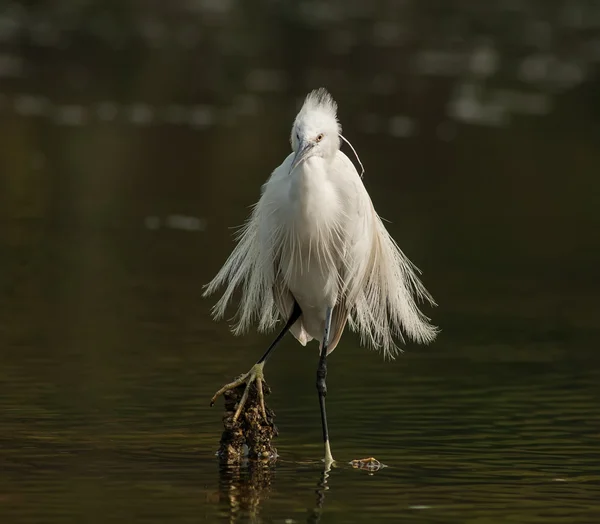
xmin=210 ymin=362 xmax=267 ymax=423
xmin=324 ymin=441 xmax=335 ymax=469
xmin=218 ymin=372 xmax=278 ymax=462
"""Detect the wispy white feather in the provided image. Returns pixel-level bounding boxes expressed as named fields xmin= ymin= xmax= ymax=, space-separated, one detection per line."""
xmin=204 ymin=88 xmax=437 ymax=358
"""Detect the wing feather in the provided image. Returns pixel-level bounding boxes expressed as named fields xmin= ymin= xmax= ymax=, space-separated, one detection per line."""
xmin=333 ymin=152 xmax=438 ymax=358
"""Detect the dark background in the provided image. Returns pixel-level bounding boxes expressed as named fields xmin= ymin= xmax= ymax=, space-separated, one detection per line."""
xmin=1 ymin=1 xmax=599 ymax=523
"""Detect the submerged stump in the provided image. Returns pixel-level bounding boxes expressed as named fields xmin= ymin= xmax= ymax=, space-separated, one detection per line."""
xmin=218 ymin=380 xmax=278 ymax=463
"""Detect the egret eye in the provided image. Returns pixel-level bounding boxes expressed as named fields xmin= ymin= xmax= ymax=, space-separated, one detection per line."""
xmin=316 ymin=133 xmax=324 ymax=142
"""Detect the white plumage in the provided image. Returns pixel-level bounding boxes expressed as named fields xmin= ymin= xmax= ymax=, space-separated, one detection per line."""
xmin=204 ymin=88 xmax=437 ymax=358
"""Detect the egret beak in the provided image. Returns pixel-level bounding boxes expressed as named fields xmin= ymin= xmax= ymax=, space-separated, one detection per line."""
xmin=290 ymin=139 xmax=316 ymax=173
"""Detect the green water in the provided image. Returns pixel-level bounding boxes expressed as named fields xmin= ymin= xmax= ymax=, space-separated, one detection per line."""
xmin=1 ymin=219 xmax=598 ymax=522
xmin=2 ymin=1 xmax=600 ymax=522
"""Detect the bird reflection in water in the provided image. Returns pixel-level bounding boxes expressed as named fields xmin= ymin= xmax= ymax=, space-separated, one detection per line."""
xmin=307 ymin=464 xmax=331 ymax=524
xmin=217 ymin=458 xmax=275 ymax=523
xmin=217 ymin=458 xmax=386 ymax=523
xmin=216 ymin=459 xmax=332 ymax=524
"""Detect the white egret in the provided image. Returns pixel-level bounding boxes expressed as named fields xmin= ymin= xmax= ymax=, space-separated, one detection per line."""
xmin=204 ymin=88 xmax=437 ymax=466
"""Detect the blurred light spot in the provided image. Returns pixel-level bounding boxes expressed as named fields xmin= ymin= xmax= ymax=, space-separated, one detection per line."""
xmin=299 ymin=2 xmax=341 ymax=24
xmin=166 ymin=215 xmax=207 ymax=232
xmin=54 ymin=105 xmax=88 ymax=126
xmin=389 ymin=115 xmax=416 ymax=138
xmin=469 ymin=41 xmax=499 ymax=78
xmin=451 ymin=99 xmax=509 ymax=126
xmin=194 ymin=0 xmax=234 ymax=15
xmin=139 ymin=18 xmax=166 ymax=48
xmin=409 ymin=505 xmax=431 ymax=510
xmin=96 ymin=101 xmax=118 ymax=121
xmin=14 ymin=94 xmax=49 ymax=117
xmin=189 ymin=105 xmax=214 ymax=129
xmin=551 ymin=61 xmax=586 ymax=90
xmin=414 ymin=50 xmax=466 ymax=77
xmin=518 ymin=53 xmax=552 ymax=83
xmin=493 ymin=89 xmax=552 ymax=116
xmin=129 ymin=103 xmax=154 ymax=125
xmin=246 ymin=69 xmax=286 ymax=92
xmin=0 ymin=11 xmax=20 ymax=42
xmin=372 ymin=22 xmax=402 ymax=46
xmin=453 ymin=97 xmax=478 ymax=120
xmin=448 ymin=83 xmax=509 ymax=127
xmin=519 ymin=54 xmax=587 ymax=91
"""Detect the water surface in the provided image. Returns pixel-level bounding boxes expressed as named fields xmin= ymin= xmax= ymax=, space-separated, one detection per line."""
xmin=1 ymin=1 xmax=600 ymax=522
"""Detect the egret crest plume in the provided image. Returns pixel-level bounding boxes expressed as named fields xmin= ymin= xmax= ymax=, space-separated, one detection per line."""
xmin=298 ymin=87 xmax=339 ymax=121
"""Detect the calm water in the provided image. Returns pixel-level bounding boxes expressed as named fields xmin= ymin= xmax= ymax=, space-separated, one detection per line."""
xmin=2 ymin=250 xmax=599 ymax=523
xmin=2 ymin=1 xmax=600 ymax=522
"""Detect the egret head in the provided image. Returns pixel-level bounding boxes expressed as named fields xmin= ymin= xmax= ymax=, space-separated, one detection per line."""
xmin=290 ymin=88 xmax=341 ymax=173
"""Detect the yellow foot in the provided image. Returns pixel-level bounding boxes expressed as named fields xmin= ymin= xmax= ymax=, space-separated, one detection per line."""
xmin=324 ymin=440 xmax=335 ymax=471
xmin=210 ymin=362 xmax=267 ymax=423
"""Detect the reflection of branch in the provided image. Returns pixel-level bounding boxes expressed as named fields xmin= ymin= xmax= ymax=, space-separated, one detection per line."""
xmin=218 ymin=459 xmax=274 ymax=524
xmin=307 ymin=462 xmax=332 ymax=524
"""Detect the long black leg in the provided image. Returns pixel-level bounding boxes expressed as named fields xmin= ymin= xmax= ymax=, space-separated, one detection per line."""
xmin=210 ymin=301 xmax=302 ymax=413
xmin=316 ymin=306 xmax=334 ymax=465
xmin=257 ymin=300 xmax=302 ymax=365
